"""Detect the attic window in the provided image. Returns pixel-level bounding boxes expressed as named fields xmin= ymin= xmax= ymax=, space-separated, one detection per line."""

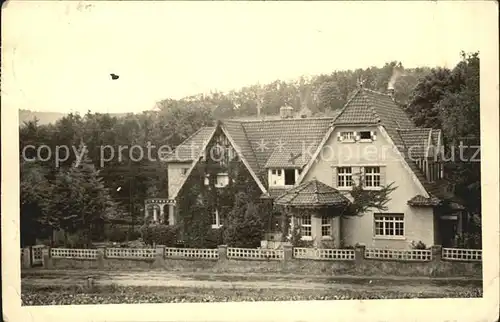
xmin=284 ymin=169 xmax=296 ymax=185
xmin=360 ymin=131 xmax=372 ymax=140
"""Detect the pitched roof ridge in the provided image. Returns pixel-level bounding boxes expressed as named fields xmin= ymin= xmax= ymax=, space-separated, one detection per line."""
xmin=399 ymin=127 xmax=435 ymax=131
xmin=360 ymin=89 xmax=382 ymax=123
xmin=362 ymin=87 xmax=392 ymax=96
xmin=224 ymin=116 xmax=335 ymax=124
xmin=332 ymin=87 xmax=363 ymax=123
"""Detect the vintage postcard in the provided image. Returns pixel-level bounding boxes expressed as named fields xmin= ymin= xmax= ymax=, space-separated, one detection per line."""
xmin=2 ymin=1 xmax=499 ymax=321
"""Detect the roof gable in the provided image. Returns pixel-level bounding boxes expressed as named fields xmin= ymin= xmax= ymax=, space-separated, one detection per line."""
xmin=333 ymin=88 xmax=414 ymax=129
xmin=165 ymin=127 xmax=215 ymax=162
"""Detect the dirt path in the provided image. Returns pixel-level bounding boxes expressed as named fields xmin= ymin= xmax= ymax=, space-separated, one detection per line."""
xmin=22 ymin=269 xmax=482 ymax=294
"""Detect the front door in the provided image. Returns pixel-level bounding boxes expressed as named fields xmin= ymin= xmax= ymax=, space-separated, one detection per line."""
xmin=440 ymin=219 xmax=458 ymax=247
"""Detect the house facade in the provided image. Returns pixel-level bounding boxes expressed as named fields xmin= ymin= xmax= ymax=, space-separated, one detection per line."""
xmin=155 ymin=87 xmax=463 ymax=249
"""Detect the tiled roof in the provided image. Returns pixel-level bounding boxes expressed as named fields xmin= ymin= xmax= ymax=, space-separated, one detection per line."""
xmin=333 ymin=87 xmax=444 ymax=200
xmin=261 ymin=187 xmax=289 ymax=199
xmin=222 ymin=121 xmax=260 ymax=178
xmin=407 ymin=195 xmax=441 ymax=206
xmin=165 ymin=127 xmax=215 ymax=162
xmin=398 ymin=128 xmax=431 ymax=159
xmin=264 ymin=145 xmax=307 ymax=169
xmin=239 ymin=117 xmax=335 ymax=177
xmin=274 ymin=180 xmax=350 ymax=208
xmin=168 ymin=89 xmax=447 ymax=204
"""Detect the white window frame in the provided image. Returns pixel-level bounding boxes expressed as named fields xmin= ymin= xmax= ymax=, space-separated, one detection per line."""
xmin=215 ymin=173 xmax=229 ymax=188
xmin=321 ymin=216 xmax=332 ymax=238
xmin=298 ymin=216 xmax=312 ymax=240
xmin=357 ymin=130 xmax=376 ymax=143
xmin=337 ymin=167 xmax=353 ymax=189
xmin=339 ymin=131 xmax=355 ymax=142
xmin=374 ymin=213 xmax=405 ymax=239
xmin=364 ymin=166 xmax=381 ymax=188
xmin=211 ymin=209 xmax=222 ymax=229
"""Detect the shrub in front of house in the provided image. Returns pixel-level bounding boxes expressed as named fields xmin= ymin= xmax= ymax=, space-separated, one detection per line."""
xmin=224 ymin=194 xmax=265 ymax=248
xmin=139 ymin=224 xmax=179 ymax=247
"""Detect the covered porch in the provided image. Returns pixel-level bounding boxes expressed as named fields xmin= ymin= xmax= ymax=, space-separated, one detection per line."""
xmin=274 ymin=179 xmax=351 ymax=248
xmin=144 ymin=198 xmax=176 ymax=225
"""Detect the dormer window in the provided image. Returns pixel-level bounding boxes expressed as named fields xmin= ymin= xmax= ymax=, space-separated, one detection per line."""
xmin=340 ymin=131 xmax=355 ymax=142
xmin=269 ymin=168 xmax=300 ymax=187
xmin=337 ymin=130 xmax=376 ymax=142
xmin=284 ymin=169 xmax=296 ymax=185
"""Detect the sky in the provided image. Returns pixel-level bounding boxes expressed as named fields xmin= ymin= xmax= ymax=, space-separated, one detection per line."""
xmin=1 ymin=1 xmax=489 ymax=114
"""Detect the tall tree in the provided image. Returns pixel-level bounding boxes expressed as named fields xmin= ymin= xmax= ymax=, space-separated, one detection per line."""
xmin=48 ymin=144 xmax=119 ymax=247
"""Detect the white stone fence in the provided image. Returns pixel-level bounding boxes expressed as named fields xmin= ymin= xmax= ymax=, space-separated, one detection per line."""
xmin=20 ymin=245 xmax=482 ymax=268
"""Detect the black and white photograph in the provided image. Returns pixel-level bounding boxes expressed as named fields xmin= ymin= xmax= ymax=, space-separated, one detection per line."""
xmin=2 ymin=1 xmax=498 ymax=321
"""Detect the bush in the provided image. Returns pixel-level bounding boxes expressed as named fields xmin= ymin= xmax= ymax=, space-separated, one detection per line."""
xmin=224 ymin=196 xmax=264 ymax=248
xmin=205 ymin=227 xmax=225 ymax=248
xmin=410 ymin=240 xmax=428 ymax=250
xmin=140 ymin=224 xmax=179 ymax=247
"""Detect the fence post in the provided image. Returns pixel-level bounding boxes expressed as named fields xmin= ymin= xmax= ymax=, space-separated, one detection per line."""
xmin=153 ymin=245 xmax=165 ymax=268
xmin=431 ymin=245 xmax=442 ymax=262
xmin=218 ymin=245 xmax=228 ymax=262
xmin=283 ymin=244 xmax=293 ymax=262
xmin=22 ymin=247 xmax=31 ymax=269
xmin=42 ymin=246 xmax=52 ymax=269
xmin=97 ymin=246 xmax=106 ymax=269
xmin=354 ymin=244 xmax=366 ymax=266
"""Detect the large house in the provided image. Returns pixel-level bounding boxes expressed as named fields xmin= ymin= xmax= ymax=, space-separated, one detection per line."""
xmin=147 ymin=86 xmax=465 ymax=249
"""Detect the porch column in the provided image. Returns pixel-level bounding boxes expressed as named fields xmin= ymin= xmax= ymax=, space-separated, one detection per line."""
xmin=153 ymin=207 xmax=158 ymax=223
xmin=168 ymin=204 xmax=175 ymax=225
xmin=159 ymin=204 xmax=165 ymax=224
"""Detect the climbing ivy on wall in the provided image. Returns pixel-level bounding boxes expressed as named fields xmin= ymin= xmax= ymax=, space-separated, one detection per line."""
xmin=176 ymin=127 xmax=270 ymax=247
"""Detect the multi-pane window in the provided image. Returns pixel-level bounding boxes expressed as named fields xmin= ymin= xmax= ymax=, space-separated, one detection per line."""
xmin=340 ymin=131 xmax=355 ymax=141
xmin=298 ymin=216 xmax=312 ymax=237
xmin=212 ymin=209 xmax=221 ymax=228
xmin=374 ymin=214 xmax=404 ymax=237
xmin=364 ymin=166 xmax=381 ymax=187
xmin=337 ymin=167 xmax=352 ymax=187
xmin=321 ymin=216 xmax=331 ymax=237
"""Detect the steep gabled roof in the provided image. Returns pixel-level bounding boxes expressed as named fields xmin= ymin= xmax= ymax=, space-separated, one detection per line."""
xmin=222 ymin=120 xmax=260 ymax=178
xmin=165 ymin=127 xmax=216 ymax=162
xmin=334 ymin=88 xmax=414 ymax=128
xmin=328 ymin=87 xmax=445 ymax=201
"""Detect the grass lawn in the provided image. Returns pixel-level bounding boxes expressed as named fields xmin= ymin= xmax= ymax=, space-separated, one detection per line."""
xmin=21 ymin=269 xmax=483 ymax=305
